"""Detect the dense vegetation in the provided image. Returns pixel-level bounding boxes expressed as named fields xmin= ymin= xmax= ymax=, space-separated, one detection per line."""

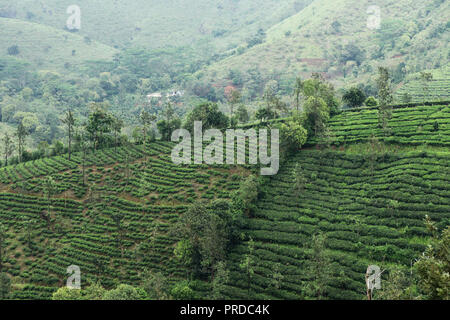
xmin=0 ymin=0 xmax=448 ymax=301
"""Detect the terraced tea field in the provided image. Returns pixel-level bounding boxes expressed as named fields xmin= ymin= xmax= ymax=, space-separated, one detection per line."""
xmin=0 ymin=104 xmax=449 ymax=300
xmin=222 ymin=103 xmax=450 ymax=300
xmin=0 ymin=141 xmax=248 ymax=299
xmin=395 ymin=66 xmax=450 ymax=103
xmin=224 ymin=149 xmax=450 ymax=299
xmin=309 ymin=103 xmax=450 ymax=147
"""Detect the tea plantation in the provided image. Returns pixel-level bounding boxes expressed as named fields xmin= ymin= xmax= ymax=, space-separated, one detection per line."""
xmin=0 ymin=104 xmax=449 ymax=299
xmin=0 ymin=141 xmax=248 ymax=299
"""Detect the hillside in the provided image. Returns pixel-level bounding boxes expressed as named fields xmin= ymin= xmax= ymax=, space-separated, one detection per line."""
xmin=0 ymin=0 xmax=312 ymax=53
xmin=196 ymin=0 xmax=449 ymax=95
xmin=0 ymin=141 xmax=249 ymax=299
xmin=224 ymin=103 xmax=450 ymax=299
xmin=395 ymin=64 xmax=450 ymax=103
xmin=0 ymin=103 xmax=448 ymax=299
xmin=0 ymin=18 xmax=117 ymax=72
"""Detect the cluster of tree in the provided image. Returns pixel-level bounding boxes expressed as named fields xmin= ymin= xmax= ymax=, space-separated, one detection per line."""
xmin=171 ymin=174 xmax=261 ymax=298
xmin=51 ymin=274 xmax=194 ymax=300
xmin=374 ymin=217 xmax=449 ymax=300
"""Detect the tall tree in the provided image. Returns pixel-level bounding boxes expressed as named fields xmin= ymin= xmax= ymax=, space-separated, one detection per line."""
xmin=228 ymin=89 xmax=242 ymax=117
xmin=414 ymin=216 xmax=449 ymax=300
xmin=61 ymin=110 xmax=76 ymax=160
xmin=211 ymin=261 xmax=229 ymax=300
xmin=2 ymin=132 xmax=14 ymax=166
xmin=85 ymin=103 xmax=114 ymax=150
xmin=376 ymin=67 xmax=393 ymax=134
xmin=112 ymin=116 xmax=124 ymax=152
xmin=304 ymin=233 xmax=333 ymax=299
xmin=240 ymin=237 xmax=255 ymax=298
xmin=16 ymin=122 xmax=29 ymax=163
xmin=293 ymin=77 xmax=304 ymax=112
xmin=302 ymin=96 xmax=330 ymax=137
xmin=0 ymin=224 xmax=6 ymax=272
xmin=139 ymin=110 xmax=156 ymax=159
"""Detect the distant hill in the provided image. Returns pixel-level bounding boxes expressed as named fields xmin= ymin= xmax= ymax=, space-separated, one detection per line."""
xmin=0 ymin=0 xmax=313 ymax=53
xmin=0 ymin=18 xmax=117 ymax=72
xmin=196 ymin=0 xmax=449 ymax=94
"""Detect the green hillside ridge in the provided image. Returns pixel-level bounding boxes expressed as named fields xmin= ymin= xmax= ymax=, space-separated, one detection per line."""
xmin=0 ymin=103 xmax=448 ymax=299
xmin=0 ymin=18 xmax=117 ymax=72
xmin=197 ymin=0 xmax=449 ymax=91
xmin=0 ymin=0 xmax=312 ymax=53
xmin=395 ymin=64 xmax=450 ymax=102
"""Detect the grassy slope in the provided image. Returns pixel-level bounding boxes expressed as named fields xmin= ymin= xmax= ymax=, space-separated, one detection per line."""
xmin=198 ymin=0 xmax=449 ymax=88
xmin=0 ymin=18 xmax=117 ymax=72
xmin=0 ymin=0 xmax=312 ymax=53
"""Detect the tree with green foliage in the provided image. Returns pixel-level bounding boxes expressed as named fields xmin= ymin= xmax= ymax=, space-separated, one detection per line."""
xmin=83 ymin=282 xmax=106 ymax=300
xmin=375 ymin=268 xmax=411 ymax=300
xmin=234 ymin=175 xmax=259 ymax=217
xmin=75 ymin=129 xmax=90 ymax=186
xmin=240 ymin=237 xmax=256 ymax=298
xmin=376 ymin=67 xmax=393 ymax=134
xmin=280 ymin=120 xmax=308 ymax=153
xmin=142 ymin=270 xmax=170 ymax=300
xmin=157 ymin=102 xmax=181 ymax=141
xmin=262 ymin=81 xmax=288 ymax=118
xmin=293 ymin=77 xmax=304 ymax=112
xmin=103 ymin=284 xmax=144 ymax=300
xmin=304 ymin=233 xmax=333 ymax=299
xmin=343 ymin=87 xmax=366 ymax=108
xmin=111 ymin=116 xmax=124 ymax=153
xmin=61 ymin=109 xmax=76 ymax=160
xmin=199 ymin=213 xmax=228 ymax=278
xmin=139 ymin=110 xmax=156 ymax=145
xmin=414 ymin=216 xmax=449 ymax=300
xmin=365 ymin=96 xmax=378 ymax=107
xmin=16 ymin=122 xmax=29 ymax=163
xmin=52 ymin=287 xmax=83 ymax=300
xmin=211 ymin=261 xmax=229 ymax=300
xmin=85 ymin=103 xmax=114 ymax=150
xmin=301 ymin=73 xmax=340 ymax=115
xmin=302 ymin=96 xmax=330 ymax=137
xmin=236 ymin=104 xmax=250 ymax=123
xmin=183 ymin=102 xmax=229 ymax=133
xmin=171 ymin=281 xmax=195 ymax=300
xmin=174 ymin=239 xmax=194 ymax=279
xmin=255 ymin=106 xmax=277 ymax=122
xmin=228 ymin=89 xmax=242 ymax=117
xmin=2 ymin=132 xmax=14 ymax=166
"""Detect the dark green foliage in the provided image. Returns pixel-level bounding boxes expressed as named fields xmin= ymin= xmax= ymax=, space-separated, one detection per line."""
xmin=343 ymin=87 xmax=366 ymax=108
xmin=183 ymin=102 xmax=229 ymax=133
